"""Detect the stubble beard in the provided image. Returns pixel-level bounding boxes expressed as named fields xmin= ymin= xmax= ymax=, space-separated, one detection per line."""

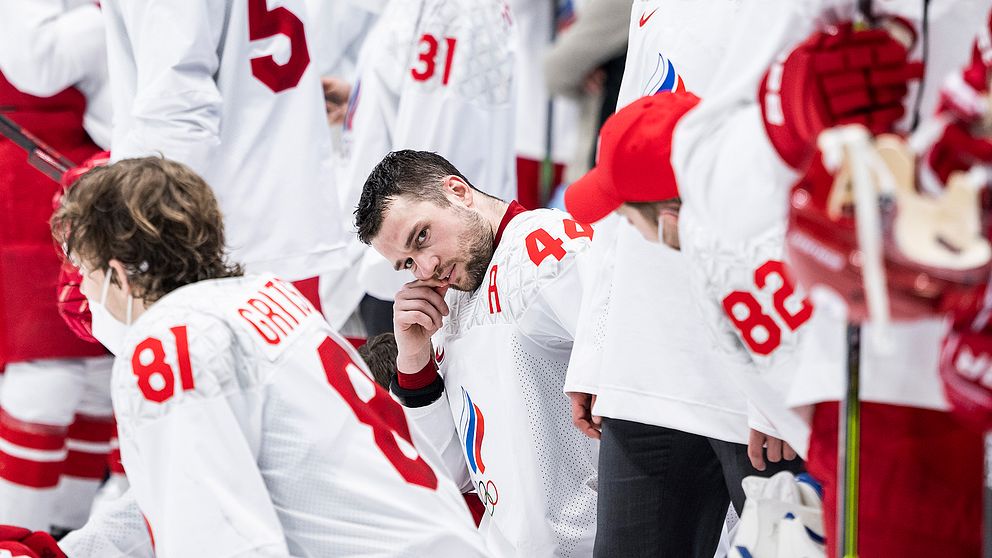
xmin=450 ymin=209 xmax=494 ymax=292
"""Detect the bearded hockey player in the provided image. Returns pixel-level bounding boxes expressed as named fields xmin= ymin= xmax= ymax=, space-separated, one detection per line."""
xmin=331 ymin=0 xmax=518 ymax=337
xmin=356 ymin=150 xmax=598 ymax=557
xmin=36 ymin=157 xmax=490 ymax=558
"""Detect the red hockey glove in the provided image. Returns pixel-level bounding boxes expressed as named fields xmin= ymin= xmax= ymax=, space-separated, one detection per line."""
xmin=54 ymin=151 xmax=110 ymax=345
xmin=0 ymin=526 xmax=66 ymax=558
xmin=760 ymin=22 xmax=924 ymax=170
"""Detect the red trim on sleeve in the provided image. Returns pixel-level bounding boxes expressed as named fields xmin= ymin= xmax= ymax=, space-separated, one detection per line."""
xmin=493 ymin=201 xmax=527 ymax=250
xmin=396 ymin=358 xmax=439 ymax=390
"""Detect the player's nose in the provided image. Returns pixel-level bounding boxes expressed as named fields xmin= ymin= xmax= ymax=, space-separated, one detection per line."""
xmin=412 ymin=254 xmax=438 ymax=280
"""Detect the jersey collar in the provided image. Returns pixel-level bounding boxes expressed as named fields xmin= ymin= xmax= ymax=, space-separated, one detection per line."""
xmin=493 ymin=201 xmax=527 ymax=250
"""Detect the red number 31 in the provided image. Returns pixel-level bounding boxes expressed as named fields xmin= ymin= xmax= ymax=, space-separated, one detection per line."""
xmin=721 ymin=260 xmax=813 ymax=356
xmin=411 ymin=34 xmax=458 ymax=85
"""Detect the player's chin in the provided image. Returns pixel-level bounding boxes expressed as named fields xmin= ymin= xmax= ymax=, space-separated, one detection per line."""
xmin=451 ymin=275 xmax=484 ymax=292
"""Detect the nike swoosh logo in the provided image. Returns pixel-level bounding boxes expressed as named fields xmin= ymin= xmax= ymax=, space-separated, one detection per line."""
xmin=435 ymin=346 xmax=445 ymax=364
xmin=639 ymin=8 xmax=658 ymax=27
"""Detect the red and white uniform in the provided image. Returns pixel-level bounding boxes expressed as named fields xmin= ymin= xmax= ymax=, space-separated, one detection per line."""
xmin=671 ymin=1 xmax=990 ymax=554
xmin=102 ymin=0 xmax=347 ymax=280
xmin=672 ymin=0 xmax=989 ymax=451
xmin=0 ymin=0 xmax=115 ymax=532
xmin=397 ymin=204 xmax=598 ymax=557
xmin=565 ymin=0 xmax=752 ymax=444
xmin=74 ymin=275 xmax=487 ymax=558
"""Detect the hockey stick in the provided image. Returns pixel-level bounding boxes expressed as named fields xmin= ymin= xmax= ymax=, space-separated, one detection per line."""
xmin=839 ymin=323 xmax=861 ymax=558
xmin=0 ymin=112 xmax=76 ymax=182
xmin=834 ymin=6 xmax=878 ymax=555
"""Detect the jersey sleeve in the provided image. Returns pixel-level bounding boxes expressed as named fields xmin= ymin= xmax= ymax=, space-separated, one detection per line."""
xmin=105 ymin=0 xmax=225 ymax=176
xmin=563 ymin=215 xmax=620 ymax=395
xmin=512 ymin=212 xmax=596 ymax=348
xmin=392 ymin=0 xmax=516 ymax=201
xmin=0 ymin=0 xmax=105 ymax=97
xmin=114 ymin=312 xmax=292 ymax=558
xmin=59 ymin=489 xmax=155 ymax=558
xmin=402 ymin=392 xmax=473 ymax=493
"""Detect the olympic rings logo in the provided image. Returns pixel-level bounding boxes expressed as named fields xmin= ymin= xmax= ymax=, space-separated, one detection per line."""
xmin=478 ymin=479 xmax=499 ymax=512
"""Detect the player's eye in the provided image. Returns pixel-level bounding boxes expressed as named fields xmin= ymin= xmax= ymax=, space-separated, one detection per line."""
xmin=417 ymin=228 xmax=428 ymax=245
xmin=403 ymin=258 xmax=414 ymax=270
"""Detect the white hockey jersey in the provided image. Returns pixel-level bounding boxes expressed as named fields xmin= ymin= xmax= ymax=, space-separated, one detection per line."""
xmin=563 ymin=0 xmax=752 ymax=445
xmin=0 ymin=0 xmax=111 ymax=147
xmin=102 ymin=0 xmax=347 ymax=279
xmin=333 ymin=0 xmax=519 ymax=310
xmin=397 ymin=205 xmax=598 ymax=557
xmin=106 ymin=275 xmax=487 ymax=558
xmin=341 ymin=0 xmax=517 ymax=211
xmin=671 ymin=0 xmax=990 ymax=430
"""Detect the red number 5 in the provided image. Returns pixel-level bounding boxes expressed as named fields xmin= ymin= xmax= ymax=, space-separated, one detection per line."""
xmin=317 ymin=337 xmax=438 ymax=490
xmin=248 ymin=0 xmax=311 ymax=92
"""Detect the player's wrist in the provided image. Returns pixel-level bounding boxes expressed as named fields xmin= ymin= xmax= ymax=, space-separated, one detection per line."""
xmin=396 ymin=345 xmax=432 ymax=375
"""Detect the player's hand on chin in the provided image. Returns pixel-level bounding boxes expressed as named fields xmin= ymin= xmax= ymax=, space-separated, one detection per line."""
xmin=747 ymin=428 xmax=797 ymax=471
xmin=568 ymin=392 xmax=601 ymax=440
xmin=393 ymin=278 xmax=450 ymax=372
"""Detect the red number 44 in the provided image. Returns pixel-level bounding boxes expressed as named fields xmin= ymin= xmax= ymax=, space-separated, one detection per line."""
xmin=526 ymin=219 xmax=594 ymax=266
xmin=721 ymin=260 xmax=813 ymax=356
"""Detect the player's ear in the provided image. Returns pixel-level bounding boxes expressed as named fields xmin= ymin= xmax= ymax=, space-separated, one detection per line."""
xmin=107 ymin=259 xmax=131 ymax=296
xmin=444 ymin=176 xmax=474 ymax=208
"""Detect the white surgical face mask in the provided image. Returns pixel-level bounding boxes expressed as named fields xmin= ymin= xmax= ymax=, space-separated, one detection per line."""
xmin=88 ymin=270 xmax=133 ymax=356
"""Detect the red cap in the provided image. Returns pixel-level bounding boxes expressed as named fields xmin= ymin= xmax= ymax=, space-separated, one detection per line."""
xmin=566 ymin=91 xmax=700 ymax=223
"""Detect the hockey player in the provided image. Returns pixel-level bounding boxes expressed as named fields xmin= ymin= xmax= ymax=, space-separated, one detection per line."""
xmin=100 ymin=0 xmax=348 ymax=305
xmin=0 ymin=0 xmax=117 ymax=533
xmin=332 ymin=0 xmax=518 ymax=337
xmin=355 ymin=150 xmax=598 ymax=556
xmin=40 ymin=156 xmax=490 ymax=558
xmin=567 ymin=91 xmax=809 ymax=556
xmin=669 ymin=1 xmax=989 ymax=555
xmin=562 ymin=2 xmax=805 ymax=554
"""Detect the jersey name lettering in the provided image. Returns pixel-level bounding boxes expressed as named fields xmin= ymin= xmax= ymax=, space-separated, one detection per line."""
xmin=237 ymin=279 xmax=316 ymax=347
